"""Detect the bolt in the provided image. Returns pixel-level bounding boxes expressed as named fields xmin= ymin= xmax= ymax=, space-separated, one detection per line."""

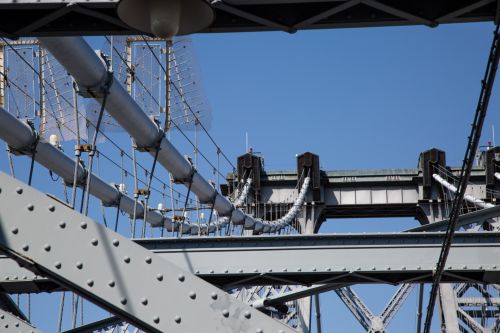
xmin=141 ymin=298 xmax=148 ymax=305
xmin=211 ymin=292 xmax=218 ymax=300
xmin=91 ymin=238 xmax=98 ymax=246
xmin=27 ymin=204 xmax=34 ymax=211
xmin=120 ymin=297 xmax=127 ymax=305
xmin=244 ymin=311 xmax=251 ymax=319
xmin=87 ymin=279 xmax=94 ymax=287
xmin=178 ymin=274 xmax=185 ymax=282
xmin=76 ymin=262 xmax=83 ymax=269
xmin=145 ymin=256 xmax=152 ymax=264
xmin=11 ymin=227 xmax=18 ymax=235
xmin=21 ymin=244 xmax=29 ymax=251
xmin=189 ymin=291 xmax=196 ymax=299
xmin=112 ymin=239 xmax=119 ymax=247
xmin=123 ymin=256 xmax=131 ymax=263
xmin=54 ymin=262 xmax=62 ymax=269
xmin=80 ymin=222 xmax=87 ymax=229
xmin=44 ymin=244 xmax=51 ymax=252
xmin=59 ymin=221 xmax=66 ymax=229
xmin=156 ymin=274 xmax=163 ymax=281
xmin=153 ymin=316 xmax=160 ymax=324
xmin=108 ymin=280 xmax=115 ymax=287
xmin=16 ymin=187 xmax=23 ymax=194
xmin=174 ymin=316 xmax=181 ymax=324
xmin=222 ymin=309 xmax=229 ymax=317
xmin=48 ymin=205 xmax=55 ymax=212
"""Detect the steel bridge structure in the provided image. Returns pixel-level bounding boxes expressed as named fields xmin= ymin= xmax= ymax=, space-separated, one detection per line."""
xmin=0 ymin=1 xmax=500 ymax=333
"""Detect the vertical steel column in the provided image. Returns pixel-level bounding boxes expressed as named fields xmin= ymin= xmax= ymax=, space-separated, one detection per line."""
xmin=438 ymin=284 xmax=460 ymax=333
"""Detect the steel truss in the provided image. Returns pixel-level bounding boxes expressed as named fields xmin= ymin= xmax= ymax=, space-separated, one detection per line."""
xmin=0 ymin=0 xmax=496 ymax=37
xmin=0 ymin=172 xmax=294 ymax=333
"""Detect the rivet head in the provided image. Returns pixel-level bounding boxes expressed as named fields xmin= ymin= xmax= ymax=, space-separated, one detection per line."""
xmin=0 ymin=314 xmax=4 ymax=319
xmin=209 ymin=269 xmax=214 ymax=274
xmin=48 ymin=205 xmax=55 ymax=212
xmin=108 ymin=280 xmax=115 ymax=287
xmin=16 ymin=187 xmax=23 ymax=194
xmin=256 ymin=329 xmax=263 ymax=333
xmin=91 ymin=238 xmax=98 ymax=246
xmin=123 ymin=256 xmax=131 ymax=263
xmin=120 ymin=297 xmax=127 ymax=305
xmin=153 ymin=316 xmax=160 ymax=324
xmin=76 ymin=262 xmax=83 ymax=269
xmin=156 ymin=274 xmax=163 ymax=281
xmin=80 ymin=222 xmax=87 ymax=229
xmin=54 ymin=262 xmax=62 ymax=269
xmin=178 ymin=274 xmax=185 ymax=282
xmin=87 ymin=279 xmax=94 ymax=287
xmin=244 ymin=311 xmax=251 ymax=319
xmin=21 ymin=244 xmax=29 ymax=251
xmin=112 ymin=239 xmax=119 ymax=247
xmin=141 ymin=298 xmax=148 ymax=305
xmin=189 ymin=291 xmax=196 ymax=299
xmin=174 ymin=316 xmax=181 ymax=324
xmin=27 ymin=204 xmax=34 ymax=211
xmin=44 ymin=244 xmax=51 ymax=252
xmin=145 ymin=256 xmax=152 ymax=264
xmin=211 ymin=292 xmax=218 ymax=300
xmin=11 ymin=227 xmax=18 ymax=235
xmin=15 ymin=323 xmax=19 ymax=327
xmin=59 ymin=221 xmax=66 ymax=229
xmin=222 ymin=309 xmax=229 ymax=317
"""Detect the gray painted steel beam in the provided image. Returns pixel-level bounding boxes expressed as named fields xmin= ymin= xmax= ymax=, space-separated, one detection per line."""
xmin=0 ymin=0 xmax=495 ymax=36
xmin=0 ymin=173 xmax=294 ymax=333
xmin=62 ymin=316 xmax=122 ymax=333
xmin=3 ymin=229 xmax=500 ymax=292
xmin=406 ymin=205 xmax=500 ymax=232
xmin=0 ymin=307 xmax=42 ymax=333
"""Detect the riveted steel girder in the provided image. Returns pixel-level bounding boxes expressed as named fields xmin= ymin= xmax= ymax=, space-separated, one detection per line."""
xmin=0 ymin=172 xmax=294 ymax=333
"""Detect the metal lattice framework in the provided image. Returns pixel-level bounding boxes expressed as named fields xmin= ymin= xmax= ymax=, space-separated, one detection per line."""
xmin=1 ymin=3 xmax=500 ymax=333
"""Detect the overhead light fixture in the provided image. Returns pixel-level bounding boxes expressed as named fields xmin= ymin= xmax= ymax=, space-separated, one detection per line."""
xmin=118 ymin=0 xmax=215 ymax=39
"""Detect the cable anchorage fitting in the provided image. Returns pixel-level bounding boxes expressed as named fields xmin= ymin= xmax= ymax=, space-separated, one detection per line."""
xmin=133 ymin=118 xmax=164 ymax=153
xmin=7 ymin=120 xmax=39 ymax=156
xmin=75 ymin=51 xmax=114 ymax=99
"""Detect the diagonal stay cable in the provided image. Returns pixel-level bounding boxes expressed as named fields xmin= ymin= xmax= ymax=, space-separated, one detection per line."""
xmin=423 ymin=23 xmax=500 ymax=333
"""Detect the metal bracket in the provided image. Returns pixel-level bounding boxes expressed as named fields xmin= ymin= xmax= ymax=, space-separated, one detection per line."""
xmin=0 ymin=172 xmax=294 ymax=333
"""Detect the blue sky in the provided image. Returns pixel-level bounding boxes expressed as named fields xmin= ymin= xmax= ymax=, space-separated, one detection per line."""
xmin=2 ymin=21 xmax=500 ymax=332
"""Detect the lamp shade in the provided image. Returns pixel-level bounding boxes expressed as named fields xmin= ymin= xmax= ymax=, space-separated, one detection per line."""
xmin=117 ymin=0 xmax=214 ymax=38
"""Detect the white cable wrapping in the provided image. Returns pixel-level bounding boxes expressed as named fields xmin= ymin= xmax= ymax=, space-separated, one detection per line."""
xmin=192 ymin=177 xmax=252 ymax=234
xmin=432 ymin=173 xmax=494 ymax=209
